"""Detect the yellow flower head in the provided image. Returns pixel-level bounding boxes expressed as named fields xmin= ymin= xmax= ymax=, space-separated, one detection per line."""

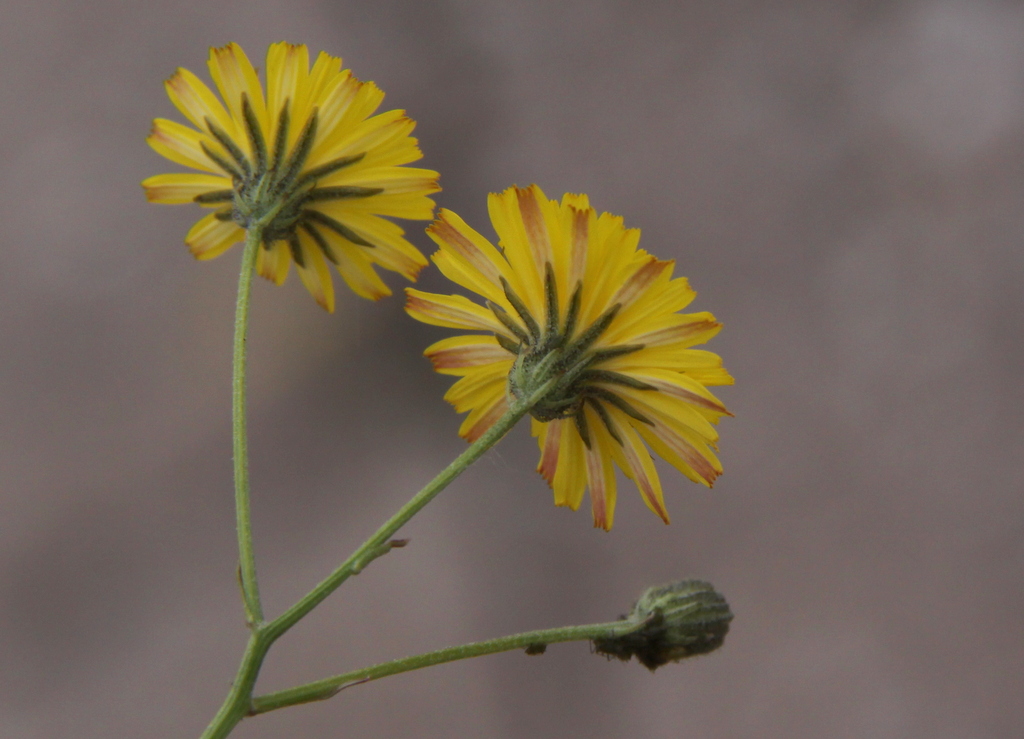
xmin=406 ymin=185 xmax=732 ymax=530
xmin=143 ymin=42 xmax=440 ymax=312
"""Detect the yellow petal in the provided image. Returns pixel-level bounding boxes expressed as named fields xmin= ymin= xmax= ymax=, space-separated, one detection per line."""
xmin=307 ymin=203 xmax=433 ymax=270
xmin=427 ymin=210 xmax=506 ymax=304
xmin=487 ymin=187 xmax=546 ymax=320
xmin=459 ymin=389 xmax=508 ymax=442
xmin=256 ymin=240 xmax=291 ymax=285
xmin=315 ymin=185 xmax=439 ymax=221
xmin=266 ymin=42 xmax=311 ymax=152
xmin=323 ymin=115 xmax=419 ymax=168
xmin=309 ymin=76 xmax=380 ymax=162
xmin=293 ymin=234 xmax=336 ymax=311
xmin=327 ymin=164 xmax=438 ymax=192
xmin=147 ymin=119 xmax=218 ymax=173
xmin=602 ymin=257 xmax=671 ymax=337
xmin=332 ymin=212 xmax=427 ymax=280
xmin=424 ymin=335 xmax=513 ymax=375
xmin=165 ymin=67 xmax=233 ymax=136
xmin=534 ymin=419 xmax=560 ymax=487
xmin=606 ymin=344 xmax=730 ymax=377
xmin=141 ymin=173 xmax=232 ymax=204
xmin=583 ymin=410 xmax=618 ymax=530
xmin=547 ymin=420 xmax=585 ymax=510
xmin=306 ymin=50 xmax=344 ymax=104
xmin=625 ymin=312 xmax=722 ymax=349
xmin=329 ymin=237 xmax=390 ymax=301
xmin=614 ymin=417 xmax=669 ymax=523
xmin=184 ymin=213 xmax=243 ymax=260
xmin=637 ymin=419 xmax=721 ymax=487
xmin=613 ymin=368 xmax=730 ymax=418
xmin=404 ymin=289 xmax=506 ymax=332
xmin=685 ymin=365 xmax=735 ymax=386
xmin=443 ymin=363 xmax=509 ymax=412
xmin=314 ymin=96 xmax=396 ymax=163
xmin=614 ymin=385 xmax=719 ymax=443
xmin=207 ymin=43 xmax=268 ymax=156
xmin=563 ymin=202 xmax=592 ymax=311
xmin=578 ymin=215 xmax=644 ymax=329
xmin=514 ymin=184 xmax=556 ymax=271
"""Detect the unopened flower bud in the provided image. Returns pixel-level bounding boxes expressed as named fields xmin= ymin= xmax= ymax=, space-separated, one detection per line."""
xmin=593 ymin=580 xmax=732 ymax=670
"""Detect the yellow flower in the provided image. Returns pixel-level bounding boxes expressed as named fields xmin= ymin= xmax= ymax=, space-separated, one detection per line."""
xmin=406 ymin=185 xmax=732 ymax=529
xmin=143 ymin=42 xmax=440 ymax=312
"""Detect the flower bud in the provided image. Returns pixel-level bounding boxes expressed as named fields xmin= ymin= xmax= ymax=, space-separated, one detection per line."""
xmin=593 ymin=580 xmax=732 ymax=670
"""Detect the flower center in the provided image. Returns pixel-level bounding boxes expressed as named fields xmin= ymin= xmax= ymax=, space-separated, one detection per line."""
xmin=496 ymin=264 xmax=654 ymax=445
xmin=193 ymin=94 xmax=382 ymax=259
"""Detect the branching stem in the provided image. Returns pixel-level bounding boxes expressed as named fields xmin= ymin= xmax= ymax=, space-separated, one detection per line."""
xmin=201 ymin=257 xmax=559 ymax=738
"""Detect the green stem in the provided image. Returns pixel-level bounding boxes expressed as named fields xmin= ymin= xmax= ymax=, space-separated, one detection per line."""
xmin=233 ymin=225 xmax=264 ymax=627
xmin=200 ymin=382 xmax=555 ymax=739
xmin=198 ymin=632 xmax=267 ymax=739
xmin=251 ymin=618 xmax=642 ymax=714
xmin=263 ymin=384 xmax=552 ymax=642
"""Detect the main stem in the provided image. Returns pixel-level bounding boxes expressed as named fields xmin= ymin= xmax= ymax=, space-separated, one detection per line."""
xmin=197 ymin=631 xmax=268 ymax=739
xmin=233 ymin=225 xmax=264 ymax=626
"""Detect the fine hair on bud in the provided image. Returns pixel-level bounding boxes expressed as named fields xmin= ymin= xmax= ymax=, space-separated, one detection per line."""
xmin=592 ymin=580 xmax=733 ymax=671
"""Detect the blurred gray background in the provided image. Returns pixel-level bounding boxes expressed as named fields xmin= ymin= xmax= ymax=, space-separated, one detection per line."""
xmin=2 ymin=0 xmax=1022 ymax=737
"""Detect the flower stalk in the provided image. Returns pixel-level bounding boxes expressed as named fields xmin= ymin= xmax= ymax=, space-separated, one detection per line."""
xmin=250 ymin=618 xmax=646 ymax=715
xmin=233 ymin=223 xmax=264 ymax=627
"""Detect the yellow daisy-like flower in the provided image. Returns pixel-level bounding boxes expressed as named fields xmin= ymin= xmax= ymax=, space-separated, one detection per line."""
xmin=406 ymin=185 xmax=732 ymax=530
xmin=142 ymin=42 xmax=440 ymax=312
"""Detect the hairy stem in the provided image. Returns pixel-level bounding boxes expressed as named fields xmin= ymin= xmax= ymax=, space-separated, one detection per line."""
xmin=234 ymin=225 xmax=264 ymax=626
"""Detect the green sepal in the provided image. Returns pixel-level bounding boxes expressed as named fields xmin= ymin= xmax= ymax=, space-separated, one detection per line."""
xmin=305 ymin=186 xmax=384 ymax=202
xmin=304 ymin=209 xmax=374 ymax=247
